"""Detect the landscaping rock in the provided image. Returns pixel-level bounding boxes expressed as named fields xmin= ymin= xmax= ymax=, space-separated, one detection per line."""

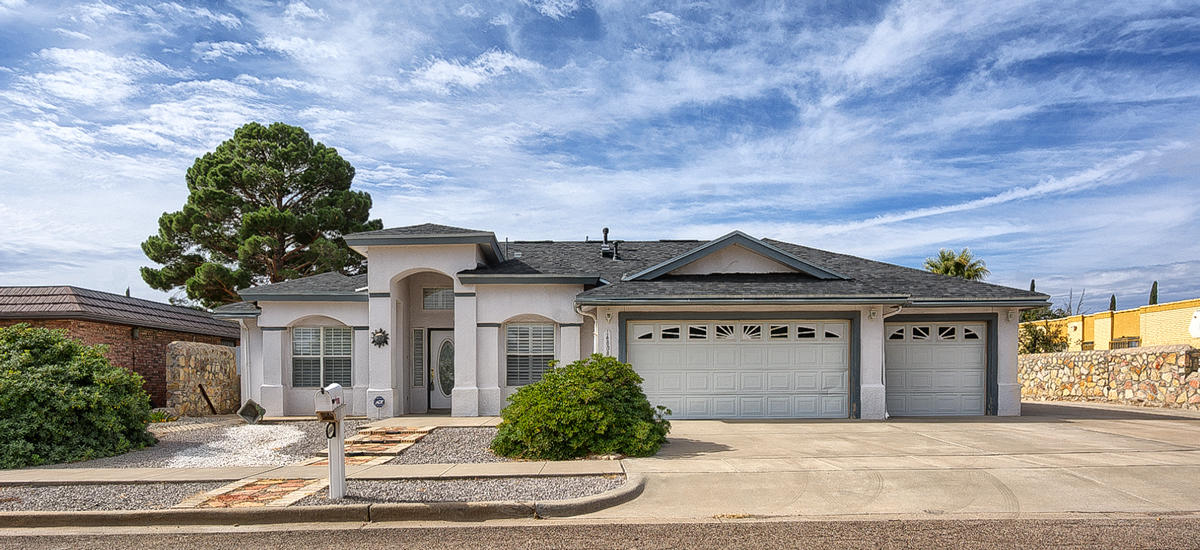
xmin=0 ymin=482 xmax=222 ymax=511
xmin=296 ymin=475 xmax=626 ymax=505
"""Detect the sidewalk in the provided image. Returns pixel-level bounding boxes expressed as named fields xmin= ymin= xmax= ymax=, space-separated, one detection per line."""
xmin=0 ymin=460 xmax=624 ymax=485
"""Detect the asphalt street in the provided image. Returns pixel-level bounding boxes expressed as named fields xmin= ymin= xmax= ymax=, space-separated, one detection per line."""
xmin=5 ymin=517 xmax=1200 ymax=549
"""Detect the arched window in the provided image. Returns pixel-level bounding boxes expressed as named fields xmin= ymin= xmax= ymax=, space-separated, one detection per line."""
xmin=292 ymin=326 xmax=352 ymax=388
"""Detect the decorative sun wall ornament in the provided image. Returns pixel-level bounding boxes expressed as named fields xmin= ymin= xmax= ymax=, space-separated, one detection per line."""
xmin=371 ymin=328 xmax=390 ymax=348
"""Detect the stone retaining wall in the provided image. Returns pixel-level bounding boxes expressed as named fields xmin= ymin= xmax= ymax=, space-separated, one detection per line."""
xmin=166 ymin=341 xmax=240 ymax=416
xmin=1019 ymin=345 xmax=1200 ymax=410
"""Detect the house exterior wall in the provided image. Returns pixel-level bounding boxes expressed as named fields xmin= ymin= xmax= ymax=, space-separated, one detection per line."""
xmin=1141 ymin=302 xmax=1200 ymax=347
xmin=1094 ymin=315 xmax=1112 ymax=350
xmin=0 ymin=318 xmax=229 ymax=407
xmin=1022 ymin=298 xmax=1200 ymax=351
xmin=249 ymin=301 xmax=368 ymax=416
xmin=475 ymin=283 xmax=587 ymax=413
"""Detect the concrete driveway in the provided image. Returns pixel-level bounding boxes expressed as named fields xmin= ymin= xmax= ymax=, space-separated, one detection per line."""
xmin=593 ymin=402 xmax=1200 ymax=519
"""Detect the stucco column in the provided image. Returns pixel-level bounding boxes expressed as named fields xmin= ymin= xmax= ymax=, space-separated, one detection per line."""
xmin=559 ymin=324 xmax=582 ymax=365
xmin=476 ymin=325 xmax=502 ymax=415
xmin=367 ymin=294 xmax=400 ymax=417
xmin=452 ymin=292 xmax=480 ymax=416
xmin=260 ymin=327 xmax=286 ymax=416
xmin=352 ymin=327 xmax=370 ymax=417
xmin=858 ymin=306 xmax=886 ymax=420
xmin=997 ymin=308 xmax=1022 ymax=416
xmin=596 ymin=307 xmax=619 ymax=357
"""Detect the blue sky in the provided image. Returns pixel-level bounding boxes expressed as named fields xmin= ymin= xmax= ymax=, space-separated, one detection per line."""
xmin=1 ymin=1 xmax=1198 ymax=312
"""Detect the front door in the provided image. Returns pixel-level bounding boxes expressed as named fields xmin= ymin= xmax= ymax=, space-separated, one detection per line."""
xmin=429 ymin=330 xmax=454 ymax=409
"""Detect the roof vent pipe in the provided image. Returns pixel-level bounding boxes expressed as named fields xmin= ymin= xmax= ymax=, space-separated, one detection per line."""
xmin=600 ymin=227 xmax=614 ymax=258
xmin=602 ymin=227 xmax=609 ymax=244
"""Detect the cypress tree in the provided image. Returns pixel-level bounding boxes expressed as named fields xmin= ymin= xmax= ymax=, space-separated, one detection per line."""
xmin=1149 ymin=281 xmax=1158 ymax=305
xmin=1109 ymin=294 xmax=1117 ymax=311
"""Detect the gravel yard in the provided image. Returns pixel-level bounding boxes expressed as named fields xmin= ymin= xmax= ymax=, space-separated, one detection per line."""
xmin=37 ymin=420 xmax=367 ymax=469
xmin=389 ymin=427 xmax=509 ymax=465
xmin=0 ymin=482 xmax=222 ymax=511
xmin=297 ymin=475 xmax=626 ymax=505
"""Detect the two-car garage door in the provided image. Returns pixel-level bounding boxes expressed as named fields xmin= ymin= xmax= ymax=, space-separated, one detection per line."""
xmin=627 ymin=318 xmax=990 ymax=419
xmin=627 ymin=320 xmax=849 ymax=419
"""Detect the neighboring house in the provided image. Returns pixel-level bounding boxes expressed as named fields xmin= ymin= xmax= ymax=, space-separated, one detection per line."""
xmin=214 ymin=223 xmax=1048 ymax=419
xmin=0 ymin=286 xmax=240 ymax=406
xmin=1024 ymin=298 xmax=1200 ymax=351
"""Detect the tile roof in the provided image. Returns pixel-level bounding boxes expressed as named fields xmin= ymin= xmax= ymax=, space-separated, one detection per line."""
xmin=0 ymin=286 xmax=240 ymax=339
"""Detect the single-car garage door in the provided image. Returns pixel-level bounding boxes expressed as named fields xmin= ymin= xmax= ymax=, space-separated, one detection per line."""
xmin=627 ymin=320 xmax=849 ymax=419
xmin=884 ymin=322 xmax=987 ymax=416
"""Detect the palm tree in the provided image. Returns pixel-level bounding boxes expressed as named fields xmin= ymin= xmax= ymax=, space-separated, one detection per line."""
xmin=923 ymin=248 xmax=990 ymax=281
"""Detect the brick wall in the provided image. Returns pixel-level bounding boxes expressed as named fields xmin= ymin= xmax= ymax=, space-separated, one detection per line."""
xmin=0 ymin=318 xmax=228 ymax=406
xmin=1141 ymin=307 xmax=1200 ymax=348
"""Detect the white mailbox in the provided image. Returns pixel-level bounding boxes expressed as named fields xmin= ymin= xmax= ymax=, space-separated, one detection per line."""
xmin=314 ymin=383 xmax=345 ymax=422
xmin=315 ymin=383 xmax=347 ymax=499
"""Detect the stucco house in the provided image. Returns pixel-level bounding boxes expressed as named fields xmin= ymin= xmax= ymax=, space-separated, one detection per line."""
xmin=214 ymin=223 xmax=1048 ymax=419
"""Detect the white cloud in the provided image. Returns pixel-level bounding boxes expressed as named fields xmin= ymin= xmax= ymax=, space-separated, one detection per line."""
xmin=284 ymin=1 xmax=327 ymax=21
xmin=522 ymin=0 xmax=580 ymax=19
xmin=410 ymin=50 xmax=541 ymax=93
xmin=193 ymin=41 xmax=258 ymax=62
xmin=15 ymin=48 xmax=183 ymax=106
xmin=52 ymin=28 xmax=91 ymax=40
xmin=456 ymin=4 xmax=481 ymax=18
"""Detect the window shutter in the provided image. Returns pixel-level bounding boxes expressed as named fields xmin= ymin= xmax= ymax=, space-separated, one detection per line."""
xmin=412 ymin=329 xmax=425 ymax=387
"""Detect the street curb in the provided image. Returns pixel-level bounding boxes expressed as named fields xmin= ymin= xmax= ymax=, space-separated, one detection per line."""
xmin=0 ymin=505 xmax=370 ymax=528
xmin=0 ymin=475 xmax=643 ymax=527
xmin=368 ymin=501 xmax=536 ymax=522
xmin=535 ymin=473 xmax=645 ymax=518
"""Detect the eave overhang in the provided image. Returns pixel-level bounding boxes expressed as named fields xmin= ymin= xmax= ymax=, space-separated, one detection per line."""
xmin=457 ymin=273 xmax=601 ymax=285
xmin=344 ymin=232 xmax=505 ymax=265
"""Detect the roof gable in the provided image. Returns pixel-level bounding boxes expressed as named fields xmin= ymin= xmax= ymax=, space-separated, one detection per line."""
xmin=623 ymin=231 xmax=847 ymax=281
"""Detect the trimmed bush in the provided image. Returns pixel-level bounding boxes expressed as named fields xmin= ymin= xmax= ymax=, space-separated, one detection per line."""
xmin=0 ymin=324 xmax=155 ymax=469
xmin=491 ymin=354 xmax=671 ymax=460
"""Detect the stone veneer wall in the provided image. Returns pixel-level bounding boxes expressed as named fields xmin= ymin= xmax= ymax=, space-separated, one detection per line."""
xmin=1019 ymin=345 xmax=1200 ymax=410
xmin=166 ymin=341 xmax=240 ymax=416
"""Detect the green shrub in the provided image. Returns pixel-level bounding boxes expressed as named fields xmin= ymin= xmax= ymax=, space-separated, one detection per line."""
xmin=148 ymin=409 xmax=177 ymax=423
xmin=490 ymin=354 xmax=671 ymax=460
xmin=0 ymin=324 xmax=155 ymax=469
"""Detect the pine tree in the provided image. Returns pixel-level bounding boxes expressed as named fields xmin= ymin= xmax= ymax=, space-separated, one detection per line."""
xmin=1109 ymin=294 xmax=1117 ymax=311
xmin=141 ymin=122 xmax=382 ymax=307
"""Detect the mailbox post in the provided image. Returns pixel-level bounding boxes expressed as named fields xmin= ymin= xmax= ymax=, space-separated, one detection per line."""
xmin=314 ymin=383 xmax=346 ymax=499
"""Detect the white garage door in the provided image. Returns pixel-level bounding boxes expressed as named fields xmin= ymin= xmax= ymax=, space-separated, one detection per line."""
xmin=884 ymin=322 xmax=987 ymax=416
xmin=627 ymin=320 xmax=849 ymax=419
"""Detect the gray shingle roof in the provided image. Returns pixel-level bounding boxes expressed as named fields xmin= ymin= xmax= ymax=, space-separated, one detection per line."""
xmin=212 ymin=301 xmax=261 ymax=317
xmin=0 ymin=286 xmax=240 ymax=339
xmin=238 ymin=272 xmax=367 ymax=298
xmin=467 ymin=238 xmax=1047 ymax=304
xmin=234 ymin=233 xmax=1048 ymax=306
xmin=345 ymin=223 xmax=490 ymax=238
